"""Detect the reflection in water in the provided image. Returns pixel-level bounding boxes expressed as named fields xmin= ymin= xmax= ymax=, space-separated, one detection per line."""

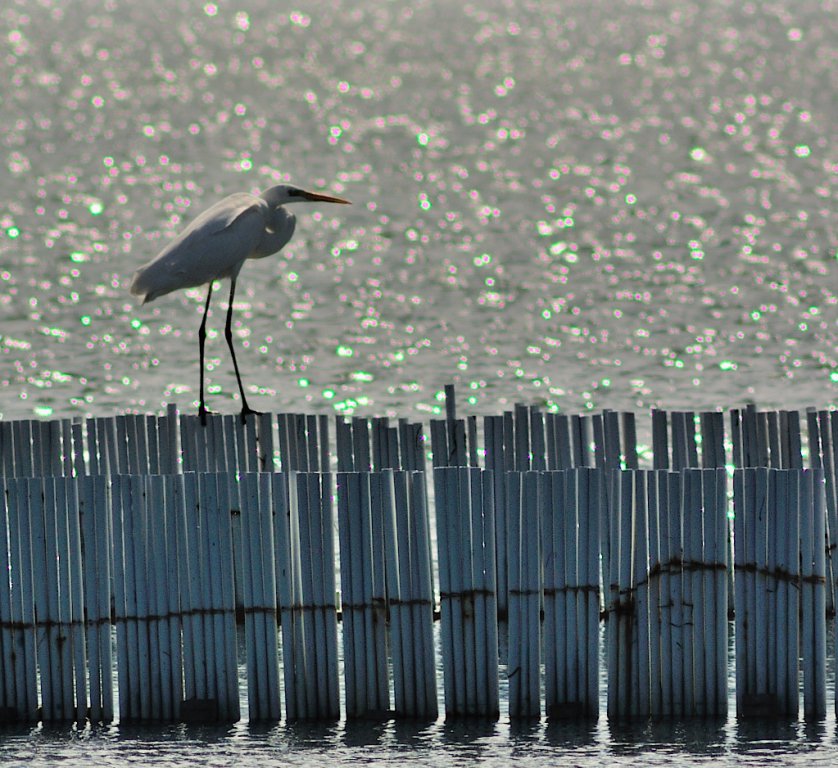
xmin=0 ymin=706 xmax=837 ymax=767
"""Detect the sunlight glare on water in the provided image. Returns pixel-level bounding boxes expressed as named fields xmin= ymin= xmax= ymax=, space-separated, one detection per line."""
xmin=0 ymin=0 xmax=834 ymax=422
xmin=2 ymin=707 xmax=838 ymax=767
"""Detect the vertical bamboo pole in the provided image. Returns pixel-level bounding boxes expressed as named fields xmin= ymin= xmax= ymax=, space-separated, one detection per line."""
xmin=605 ymin=470 xmax=620 ymax=720
xmin=32 ymin=477 xmax=58 ymax=720
xmin=11 ymin=479 xmax=38 ymax=720
xmin=385 ymin=471 xmax=408 ymax=715
xmin=469 ymin=466 xmax=498 ymax=717
xmin=633 ymin=471 xmax=650 ymax=719
xmin=506 ymin=471 xmax=522 ymax=718
xmin=733 ymin=468 xmax=747 ymax=716
xmin=541 ymin=472 xmax=558 ymax=716
xmin=456 ymin=468 xmax=477 ymax=715
xmin=0 ymin=481 xmax=15 ymax=714
xmin=164 ymin=474 xmax=183 ymax=722
xmin=180 ymin=473 xmax=205 ymax=705
xmin=812 ymin=469 xmax=827 ymax=718
xmin=802 ymin=469 xmax=827 ymax=719
xmin=82 ymin=474 xmax=113 ymax=722
xmin=45 ymin=477 xmax=72 ymax=720
xmin=668 ymin=472 xmax=684 ymax=717
xmin=754 ymin=469 xmax=769 ymax=701
xmin=686 ymin=469 xmax=704 ymax=716
xmin=584 ymin=468 xmax=601 ymax=718
xmin=260 ymin=472 xmax=281 ymax=720
xmin=273 ymin=472 xmax=303 ymax=719
xmin=774 ymin=470 xmax=789 ymax=714
xmin=712 ymin=467 xmax=728 ymax=717
xmin=132 ymin=475 xmax=153 ymax=722
xmin=656 ymin=471 xmax=672 ymax=718
xmin=647 ymin=470 xmax=662 ymax=719
xmin=147 ymin=475 xmax=170 ymax=721
xmin=211 ymin=473 xmax=240 ymax=721
xmin=430 ymin=465 xmax=449 ymax=708
xmin=484 ymin=416 xmax=508 ymax=627
xmin=367 ymin=472 xmax=390 ymax=714
xmin=60 ymin=477 xmax=86 ymax=723
xmin=481 ymin=469 xmax=499 ymax=717
xmin=110 ymin=476 xmax=133 ymax=720
xmin=411 ymin=471 xmax=438 ymax=718
xmin=563 ymin=471 xmax=578 ymax=709
xmin=617 ymin=471 xmax=633 ymax=720
xmin=241 ymin=472 xmax=260 ymax=719
xmin=56 ymin=491 xmax=82 ymax=722
xmin=516 ymin=470 xmax=540 ymax=718
xmin=293 ymin=474 xmax=318 ymax=713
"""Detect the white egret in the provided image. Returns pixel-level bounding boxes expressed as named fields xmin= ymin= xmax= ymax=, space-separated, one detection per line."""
xmin=130 ymin=184 xmax=351 ymax=424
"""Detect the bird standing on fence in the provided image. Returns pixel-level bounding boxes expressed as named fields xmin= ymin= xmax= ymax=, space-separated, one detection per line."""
xmin=130 ymin=184 xmax=351 ymax=424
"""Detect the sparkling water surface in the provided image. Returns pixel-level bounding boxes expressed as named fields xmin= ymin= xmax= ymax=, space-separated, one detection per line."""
xmin=2 ymin=713 xmax=838 ymax=767
xmin=1 ymin=0 xmax=837 ymax=764
xmin=0 ymin=0 xmax=834 ymax=422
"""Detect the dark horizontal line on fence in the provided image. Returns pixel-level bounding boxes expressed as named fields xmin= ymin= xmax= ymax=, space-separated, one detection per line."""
xmin=387 ymin=597 xmax=435 ymax=608
xmin=120 ymin=604 xmax=335 ymax=627
xmin=802 ymin=574 xmax=827 ymax=585
xmin=0 ymin=617 xmax=91 ymax=632
xmin=614 ymin=557 xmax=728 ymax=597
xmin=647 ymin=558 xmax=728 ymax=581
xmin=439 ymin=588 xmax=497 ymax=600
xmin=507 ymin=588 xmax=541 ymax=598
xmin=339 ymin=597 xmax=437 ymax=613
xmin=543 ymin=585 xmax=600 ymax=597
xmin=340 ymin=602 xmax=387 ymax=613
xmin=114 ymin=607 xmax=235 ymax=624
xmin=278 ymin=604 xmax=338 ymax=614
xmin=735 ymin=562 xmax=825 ymax=585
xmin=0 ymin=618 xmax=39 ymax=632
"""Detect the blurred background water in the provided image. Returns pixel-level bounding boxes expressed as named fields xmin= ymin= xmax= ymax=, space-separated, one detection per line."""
xmin=0 ymin=0 xmax=834 ymax=424
xmin=0 ymin=0 xmax=836 ymax=763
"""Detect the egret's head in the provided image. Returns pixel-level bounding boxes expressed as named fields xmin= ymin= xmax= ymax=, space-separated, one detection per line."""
xmin=261 ymin=185 xmax=351 ymax=207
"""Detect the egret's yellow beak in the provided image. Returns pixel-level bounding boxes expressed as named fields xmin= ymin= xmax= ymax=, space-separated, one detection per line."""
xmin=302 ymin=191 xmax=352 ymax=204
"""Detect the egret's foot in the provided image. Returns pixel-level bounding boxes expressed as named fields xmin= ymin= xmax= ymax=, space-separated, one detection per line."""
xmin=239 ymin=404 xmax=263 ymax=424
xmin=198 ymin=403 xmax=215 ymax=427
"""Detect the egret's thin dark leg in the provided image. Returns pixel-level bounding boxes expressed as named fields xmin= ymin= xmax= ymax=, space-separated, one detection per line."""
xmin=197 ymin=283 xmax=214 ymax=426
xmin=224 ymin=277 xmax=259 ymax=422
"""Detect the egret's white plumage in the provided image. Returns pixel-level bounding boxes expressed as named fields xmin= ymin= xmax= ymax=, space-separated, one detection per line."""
xmin=130 ymin=184 xmax=350 ymax=422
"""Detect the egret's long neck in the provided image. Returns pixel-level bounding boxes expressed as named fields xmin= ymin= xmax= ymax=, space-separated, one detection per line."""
xmin=252 ymin=206 xmax=296 ymax=259
xmin=259 ymin=186 xmax=294 ymax=207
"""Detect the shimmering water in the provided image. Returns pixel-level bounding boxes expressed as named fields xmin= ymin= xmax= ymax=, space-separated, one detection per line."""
xmin=0 ymin=0 xmax=836 ymax=763
xmin=0 ymin=0 xmax=835 ymax=423
xmin=0 ymin=717 xmax=837 ymax=768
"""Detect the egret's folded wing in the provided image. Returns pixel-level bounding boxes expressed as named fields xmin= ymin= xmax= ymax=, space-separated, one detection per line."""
xmin=130 ymin=194 xmax=268 ymax=303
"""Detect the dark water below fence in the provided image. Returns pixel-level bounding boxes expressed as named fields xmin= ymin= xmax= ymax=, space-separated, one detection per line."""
xmin=3 ymin=720 xmax=837 ymax=768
